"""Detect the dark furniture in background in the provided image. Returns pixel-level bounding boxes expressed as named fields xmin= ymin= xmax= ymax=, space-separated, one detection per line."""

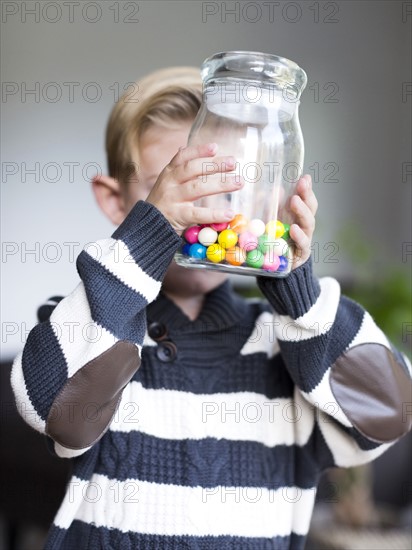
xmin=0 ymin=362 xmax=71 ymax=549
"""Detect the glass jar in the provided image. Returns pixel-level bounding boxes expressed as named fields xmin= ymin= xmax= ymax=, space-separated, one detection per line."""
xmin=175 ymin=51 xmax=307 ymax=278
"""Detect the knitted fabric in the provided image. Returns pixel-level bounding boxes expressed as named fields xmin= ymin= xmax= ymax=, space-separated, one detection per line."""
xmin=11 ymin=201 xmax=410 ymax=549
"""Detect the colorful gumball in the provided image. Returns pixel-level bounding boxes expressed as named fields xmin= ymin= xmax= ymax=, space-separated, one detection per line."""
xmin=229 ymin=214 xmax=248 ymax=233
xmin=183 ymin=225 xmax=201 ymax=244
xmin=265 ymin=220 xmax=276 ymax=238
xmin=278 ymin=255 xmax=289 ymax=271
xmin=182 ymin=243 xmax=191 ymax=256
xmin=238 ymin=231 xmax=258 ymax=251
xmin=225 ymin=246 xmax=246 ymax=266
xmin=248 ymin=218 xmax=266 ymax=237
xmin=206 ymin=243 xmax=226 ymax=263
xmin=272 ymin=238 xmax=289 ymax=257
xmin=198 ymin=227 xmax=218 ymax=246
xmin=246 ymin=249 xmax=264 ymax=268
xmin=188 ymin=243 xmax=207 ymax=259
xmin=258 ymin=234 xmax=270 ymax=254
xmin=210 ymin=222 xmax=229 ymax=231
xmin=218 ymin=229 xmax=238 ymax=249
xmin=266 ymin=220 xmax=285 ymax=239
xmin=282 ymin=223 xmax=290 ymax=240
xmin=275 ymin=220 xmax=285 ymax=238
xmin=263 ymin=253 xmax=280 ymax=272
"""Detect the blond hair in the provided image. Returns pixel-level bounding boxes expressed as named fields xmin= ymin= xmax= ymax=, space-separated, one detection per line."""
xmin=105 ymin=67 xmax=202 ymax=186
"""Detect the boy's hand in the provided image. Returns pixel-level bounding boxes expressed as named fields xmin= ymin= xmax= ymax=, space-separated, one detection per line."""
xmin=146 ymin=147 xmax=317 ymax=268
xmin=146 ymin=143 xmax=243 ymax=235
xmin=289 ymin=174 xmax=318 ymax=269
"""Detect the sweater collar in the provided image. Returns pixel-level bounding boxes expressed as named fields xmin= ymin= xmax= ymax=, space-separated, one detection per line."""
xmin=146 ymin=280 xmax=248 ymax=334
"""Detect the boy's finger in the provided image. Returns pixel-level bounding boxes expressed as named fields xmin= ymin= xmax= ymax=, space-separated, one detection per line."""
xmin=182 ymin=173 xmax=244 ymax=201
xmin=190 ymin=206 xmax=236 ymax=226
xmin=303 ymin=192 xmax=318 ymax=217
xmin=169 ymin=142 xmax=219 ymax=167
xmin=296 ymin=175 xmax=318 ymax=216
xmin=290 ymin=223 xmax=309 ymax=249
xmin=289 ymin=223 xmax=311 ymax=267
xmin=290 ymin=195 xmax=316 ymax=235
xmin=174 ymin=155 xmax=238 ymax=183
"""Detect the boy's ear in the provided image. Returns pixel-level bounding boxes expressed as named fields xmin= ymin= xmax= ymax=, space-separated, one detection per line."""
xmin=92 ymin=174 xmax=127 ymax=226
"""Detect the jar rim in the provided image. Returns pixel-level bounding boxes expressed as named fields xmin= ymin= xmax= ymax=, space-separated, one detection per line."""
xmin=202 ymin=50 xmax=307 ymax=95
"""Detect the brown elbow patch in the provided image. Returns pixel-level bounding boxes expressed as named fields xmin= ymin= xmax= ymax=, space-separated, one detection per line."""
xmin=46 ymin=341 xmax=141 ymax=449
xmin=330 ymin=343 xmax=412 ymax=443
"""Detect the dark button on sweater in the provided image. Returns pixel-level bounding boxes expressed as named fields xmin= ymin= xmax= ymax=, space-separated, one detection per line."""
xmin=148 ymin=322 xmax=168 ymax=341
xmin=156 ymin=341 xmax=178 ymax=362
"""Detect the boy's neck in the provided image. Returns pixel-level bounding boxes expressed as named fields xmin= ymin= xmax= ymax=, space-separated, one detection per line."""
xmin=163 ymin=291 xmax=205 ymax=321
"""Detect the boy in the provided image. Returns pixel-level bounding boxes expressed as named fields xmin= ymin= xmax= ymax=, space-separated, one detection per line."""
xmin=12 ymin=67 xmax=412 ymax=549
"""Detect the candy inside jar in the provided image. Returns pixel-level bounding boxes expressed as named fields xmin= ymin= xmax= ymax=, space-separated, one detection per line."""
xmin=176 ymin=215 xmax=294 ymax=278
xmin=174 ymin=50 xmax=307 ymax=279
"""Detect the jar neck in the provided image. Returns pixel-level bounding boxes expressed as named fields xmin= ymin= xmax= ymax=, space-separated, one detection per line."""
xmin=203 ymin=79 xmax=301 ymax=123
xmin=201 ymin=51 xmax=307 ymax=99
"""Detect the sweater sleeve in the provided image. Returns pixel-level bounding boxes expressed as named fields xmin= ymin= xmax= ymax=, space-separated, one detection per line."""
xmin=257 ymin=258 xmax=412 ymax=469
xmin=11 ymin=201 xmax=181 ymax=458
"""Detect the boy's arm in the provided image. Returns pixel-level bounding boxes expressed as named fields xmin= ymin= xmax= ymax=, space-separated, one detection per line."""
xmin=257 ymin=259 xmax=412 ymax=468
xmin=11 ymin=201 xmax=181 ymax=458
xmin=11 ymin=141 xmax=241 ymax=459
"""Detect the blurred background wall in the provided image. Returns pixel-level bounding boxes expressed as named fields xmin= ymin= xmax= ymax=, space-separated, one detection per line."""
xmin=2 ymin=0 xmax=411 ymax=359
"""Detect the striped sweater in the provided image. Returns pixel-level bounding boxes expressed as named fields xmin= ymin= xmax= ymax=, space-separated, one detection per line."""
xmin=11 ymin=201 xmax=412 ymax=549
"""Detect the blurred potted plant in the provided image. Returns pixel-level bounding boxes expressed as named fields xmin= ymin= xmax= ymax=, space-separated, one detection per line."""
xmin=338 ymin=224 xmax=411 ymax=358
